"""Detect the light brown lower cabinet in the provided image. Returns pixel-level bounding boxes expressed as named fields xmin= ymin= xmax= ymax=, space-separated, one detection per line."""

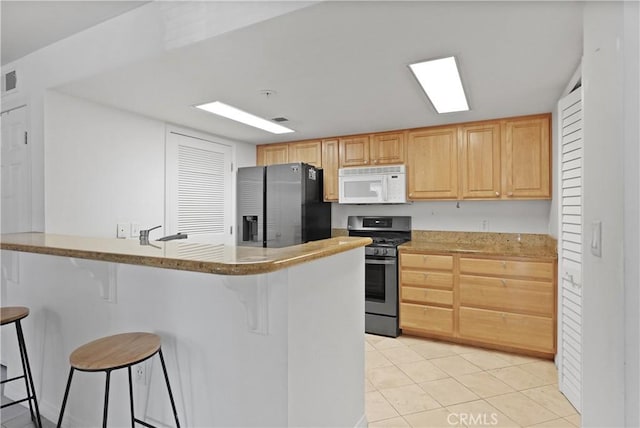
xmin=399 ymin=251 xmax=557 ymax=358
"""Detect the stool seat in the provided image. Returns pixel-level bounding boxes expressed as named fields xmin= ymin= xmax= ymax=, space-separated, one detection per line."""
xmin=70 ymin=332 xmax=161 ymax=372
xmin=1 ymin=306 xmax=29 ymax=325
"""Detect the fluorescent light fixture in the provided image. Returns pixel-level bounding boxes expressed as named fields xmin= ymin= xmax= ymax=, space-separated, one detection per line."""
xmin=409 ymin=56 xmax=470 ymax=113
xmin=195 ymin=101 xmax=294 ymax=134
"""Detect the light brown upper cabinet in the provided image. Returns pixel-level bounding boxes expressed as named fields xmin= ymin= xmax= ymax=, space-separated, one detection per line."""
xmin=460 ymin=121 xmax=501 ymax=199
xmin=288 ymin=140 xmax=322 ymax=168
xmin=256 ymin=143 xmax=288 ymax=166
xmin=338 ymin=133 xmax=405 ymax=167
xmin=321 ymin=139 xmax=339 ymax=201
xmin=407 ymin=126 xmax=459 ymax=199
xmin=502 ymin=114 xmax=551 ymax=199
xmin=369 ymin=131 xmax=405 ymax=165
xmin=339 ymin=135 xmax=370 ymax=167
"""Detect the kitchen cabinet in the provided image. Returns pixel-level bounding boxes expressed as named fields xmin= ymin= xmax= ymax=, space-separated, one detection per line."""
xmin=400 ymin=253 xmax=455 ymax=336
xmin=338 ymin=132 xmax=404 ymax=167
xmin=339 ymin=135 xmax=370 ymax=167
xmin=288 ymin=140 xmax=322 ymax=167
xmin=458 ymin=256 xmax=556 ymax=354
xmin=399 ymin=250 xmax=557 ymax=357
xmin=460 ymin=121 xmax=501 ymax=199
xmin=257 ymin=143 xmax=288 ymax=165
xmin=406 ymin=126 xmax=459 ymax=199
xmin=369 ymin=131 xmax=405 ymax=165
xmin=502 ymin=114 xmax=551 ymax=199
xmin=321 ymin=139 xmax=339 ymax=201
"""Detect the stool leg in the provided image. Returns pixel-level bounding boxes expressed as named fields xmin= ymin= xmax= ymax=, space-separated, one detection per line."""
xmin=57 ymin=367 xmax=75 ymax=428
xmin=16 ymin=320 xmax=43 ymax=428
xmin=103 ymin=370 xmax=111 ymax=428
xmin=128 ymin=366 xmax=135 ymax=428
xmin=158 ymin=349 xmax=180 ymax=428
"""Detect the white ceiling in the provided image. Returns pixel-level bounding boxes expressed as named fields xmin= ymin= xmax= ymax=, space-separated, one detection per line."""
xmin=1 ymin=1 xmax=148 ymax=65
xmin=5 ymin=1 xmax=584 ymax=145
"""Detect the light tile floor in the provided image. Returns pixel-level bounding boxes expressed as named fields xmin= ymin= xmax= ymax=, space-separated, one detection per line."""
xmin=366 ymin=334 xmax=580 ymax=428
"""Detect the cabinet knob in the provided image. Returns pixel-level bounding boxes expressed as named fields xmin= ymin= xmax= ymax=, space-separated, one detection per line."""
xmin=423 ymin=273 xmax=429 ymax=280
xmin=373 ymin=159 xmax=378 ymax=164
xmin=495 ymin=191 xmax=500 ymax=197
xmin=364 ymin=160 xmax=368 ymax=164
xmin=502 ymin=261 xmax=507 ymax=268
xmin=507 ymin=192 xmax=514 ymax=197
xmin=501 ymin=280 xmax=507 ymax=286
xmin=501 ymin=313 xmax=507 ymax=320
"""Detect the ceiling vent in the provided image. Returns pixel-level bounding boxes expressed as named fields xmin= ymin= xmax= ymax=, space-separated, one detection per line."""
xmin=2 ymin=69 xmax=18 ymax=95
xmin=272 ymin=117 xmax=289 ymax=122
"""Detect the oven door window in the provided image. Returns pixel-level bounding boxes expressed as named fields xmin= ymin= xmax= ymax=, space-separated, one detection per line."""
xmin=365 ymin=260 xmax=387 ymax=302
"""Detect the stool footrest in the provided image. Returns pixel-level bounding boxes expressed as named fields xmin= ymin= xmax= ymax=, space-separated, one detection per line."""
xmin=1 ymin=395 xmax=35 ymax=408
xmin=134 ymin=418 xmax=159 ymax=428
xmin=1 ymin=374 xmax=26 ymax=384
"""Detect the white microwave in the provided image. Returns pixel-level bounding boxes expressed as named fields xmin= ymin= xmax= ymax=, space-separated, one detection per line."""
xmin=338 ymin=165 xmax=407 ymax=204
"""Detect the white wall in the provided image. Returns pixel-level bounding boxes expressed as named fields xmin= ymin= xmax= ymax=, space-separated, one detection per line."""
xmin=44 ymin=91 xmax=166 ymax=237
xmin=332 ymin=200 xmax=551 ymax=233
xmin=581 ymin=2 xmax=629 ymax=426
xmin=45 ymin=91 xmax=256 ymax=238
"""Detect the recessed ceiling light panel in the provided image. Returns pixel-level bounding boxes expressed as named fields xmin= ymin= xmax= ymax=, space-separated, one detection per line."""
xmin=409 ymin=56 xmax=470 ymax=114
xmin=195 ymin=101 xmax=294 ymax=134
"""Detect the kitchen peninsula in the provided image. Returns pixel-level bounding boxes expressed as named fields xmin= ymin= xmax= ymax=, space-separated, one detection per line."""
xmin=0 ymin=233 xmax=371 ymax=427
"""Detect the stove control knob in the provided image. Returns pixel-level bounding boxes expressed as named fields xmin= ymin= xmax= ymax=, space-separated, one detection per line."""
xmin=372 ymin=248 xmax=380 ymax=255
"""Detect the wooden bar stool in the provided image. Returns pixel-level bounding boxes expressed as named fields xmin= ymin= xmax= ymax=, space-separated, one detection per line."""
xmin=56 ymin=332 xmax=180 ymax=428
xmin=0 ymin=306 xmax=43 ymax=428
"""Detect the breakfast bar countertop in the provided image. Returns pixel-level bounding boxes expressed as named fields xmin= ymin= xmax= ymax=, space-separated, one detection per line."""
xmin=0 ymin=232 xmax=372 ymax=275
xmin=399 ymin=231 xmax=557 ymax=260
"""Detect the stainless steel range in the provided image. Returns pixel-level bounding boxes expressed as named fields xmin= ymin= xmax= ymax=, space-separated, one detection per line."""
xmin=348 ymin=216 xmax=411 ymax=337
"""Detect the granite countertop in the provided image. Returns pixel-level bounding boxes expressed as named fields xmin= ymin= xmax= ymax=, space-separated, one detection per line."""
xmin=0 ymin=233 xmax=372 ymax=275
xmin=399 ymin=231 xmax=557 ymax=260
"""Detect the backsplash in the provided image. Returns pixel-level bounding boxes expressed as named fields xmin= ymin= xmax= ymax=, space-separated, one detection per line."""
xmin=331 ymin=200 xmax=552 ymax=234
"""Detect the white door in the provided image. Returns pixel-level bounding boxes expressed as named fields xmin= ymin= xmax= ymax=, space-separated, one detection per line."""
xmin=557 ymin=88 xmax=583 ymax=413
xmin=165 ymin=130 xmax=232 ymax=244
xmin=1 ymin=106 xmax=31 ymax=233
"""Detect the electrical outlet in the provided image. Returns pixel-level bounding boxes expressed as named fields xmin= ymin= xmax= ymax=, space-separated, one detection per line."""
xmin=117 ymin=223 xmax=128 ymax=239
xmin=480 ymin=219 xmax=489 ymax=232
xmin=135 ymin=363 xmax=148 ymax=385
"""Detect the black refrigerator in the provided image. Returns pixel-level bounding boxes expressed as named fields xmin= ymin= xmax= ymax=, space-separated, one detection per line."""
xmin=236 ymin=163 xmax=331 ymax=248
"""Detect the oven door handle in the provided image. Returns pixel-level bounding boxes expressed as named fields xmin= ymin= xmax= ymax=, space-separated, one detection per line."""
xmin=365 ymin=258 xmax=397 ymax=265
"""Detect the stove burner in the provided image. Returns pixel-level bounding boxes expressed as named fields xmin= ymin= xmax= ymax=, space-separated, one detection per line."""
xmin=370 ymin=237 xmax=407 ymax=247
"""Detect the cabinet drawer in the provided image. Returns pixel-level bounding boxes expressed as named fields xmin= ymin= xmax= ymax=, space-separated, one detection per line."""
xmin=400 ymin=303 xmax=453 ymax=335
xmin=401 ymin=271 xmax=453 ymax=289
xmin=459 ymin=307 xmax=554 ymax=352
xmin=460 ymin=257 xmax=554 ymax=280
xmin=401 ymin=253 xmax=453 ymax=271
xmin=401 ymin=286 xmax=453 ymax=306
xmin=460 ymin=275 xmax=554 ymax=316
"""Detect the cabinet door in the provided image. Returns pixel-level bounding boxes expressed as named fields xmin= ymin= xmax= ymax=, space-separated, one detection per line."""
xmin=407 ymin=127 xmax=458 ymax=199
xmin=257 ymin=144 xmax=288 ymax=166
xmin=460 ymin=122 xmax=501 ymax=199
xmin=503 ymin=114 xmax=551 ymax=199
xmin=288 ymin=140 xmax=322 ymax=167
xmin=339 ymin=136 xmax=370 ymax=167
xmin=370 ymin=132 xmax=405 ymax=165
xmin=321 ymin=139 xmax=339 ymax=201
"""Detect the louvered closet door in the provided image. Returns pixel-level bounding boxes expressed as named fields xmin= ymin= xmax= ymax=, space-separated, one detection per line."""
xmin=557 ymin=88 xmax=583 ymax=413
xmin=166 ymin=130 xmax=232 ymax=244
